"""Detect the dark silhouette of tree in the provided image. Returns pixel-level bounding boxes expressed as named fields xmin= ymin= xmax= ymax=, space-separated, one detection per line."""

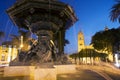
xmin=0 ymin=31 xmax=5 ymax=38
xmin=69 ymin=49 xmax=108 ymax=63
xmin=110 ymin=1 xmax=120 ymax=22
xmin=9 ymin=34 xmax=20 ymax=47
xmin=69 ymin=53 xmax=78 ymax=63
xmin=0 ymin=31 xmax=5 ymax=45
xmin=91 ymin=27 xmax=120 ymax=61
xmin=9 ymin=28 xmax=31 ymax=51
xmin=2 ymin=41 xmax=13 ymax=46
xmin=64 ymin=39 xmax=70 ymax=46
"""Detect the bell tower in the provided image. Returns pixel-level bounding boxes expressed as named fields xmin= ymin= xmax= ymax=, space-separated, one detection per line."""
xmin=78 ymin=31 xmax=85 ymax=52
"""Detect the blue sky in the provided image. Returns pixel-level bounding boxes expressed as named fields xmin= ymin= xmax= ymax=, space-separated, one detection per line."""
xmin=61 ymin=0 xmax=120 ymax=54
xmin=0 ymin=0 xmax=120 ymax=54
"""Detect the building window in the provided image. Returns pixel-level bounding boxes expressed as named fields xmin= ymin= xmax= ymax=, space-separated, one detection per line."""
xmin=80 ymin=44 xmax=82 ymax=46
xmin=80 ymin=38 xmax=82 ymax=40
xmin=1 ymin=54 xmax=5 ymax=61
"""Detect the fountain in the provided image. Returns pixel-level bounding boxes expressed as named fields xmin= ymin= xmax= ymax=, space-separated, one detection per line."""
xmin=4 ymin=0 xmax=77 ymax=79
xmin=7 ymin=0 xmax=77 ymax=66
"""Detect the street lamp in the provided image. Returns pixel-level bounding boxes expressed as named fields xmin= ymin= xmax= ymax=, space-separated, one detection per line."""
xmin=20 ymin=44 xmax=23 ymax=48
xmin=20 ymin=36 xmax=23 ymax=48
xmin=18 ymin=35 xmax=24 ymax=53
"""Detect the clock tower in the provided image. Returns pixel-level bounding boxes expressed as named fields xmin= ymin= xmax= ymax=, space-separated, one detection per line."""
xmin=78 ymin=31 xmax=85 ymax=52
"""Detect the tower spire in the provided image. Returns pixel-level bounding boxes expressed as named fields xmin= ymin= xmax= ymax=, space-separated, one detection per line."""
xmin=104 ymin=26 xmax=109 ymax=31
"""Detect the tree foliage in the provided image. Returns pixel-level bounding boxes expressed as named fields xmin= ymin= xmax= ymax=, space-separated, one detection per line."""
xmin=0 ymin=31 xmax=5 ymax=39
xmin=64 ymin=39 xmax=70 ymax=46
xmin=0 ymin=31 xmax=5 ymax=45
xmin=91 ymin=27 xmax=120 ymax=53
xmin=69 ymin=49 xmax=108 ymax=60
xmin=110 ymin=1 xmax=120 ymax=22
xmin=8 ymin=28 xmax=31 ymax=51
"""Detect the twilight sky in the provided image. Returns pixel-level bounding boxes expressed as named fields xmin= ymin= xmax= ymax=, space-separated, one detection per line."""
xmin=0 ymin=0 xmax=120 ymax=54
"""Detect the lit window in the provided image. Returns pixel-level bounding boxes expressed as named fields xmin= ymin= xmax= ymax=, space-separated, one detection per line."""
xmin=1 ymin=54 xmax=5 ymax=61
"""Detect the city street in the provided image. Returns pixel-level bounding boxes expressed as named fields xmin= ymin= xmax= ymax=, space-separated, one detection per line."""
xmin=58 ymin=64 xmax=120 ymax=80
xmin=58 ymin=68 xmax=106 ymax=80
xmin=76 ymin=64 xmax=120 ymax=80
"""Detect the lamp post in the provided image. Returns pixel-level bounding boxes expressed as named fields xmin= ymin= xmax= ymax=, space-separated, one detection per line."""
xmin=18 ymin=35 xmax=23 ymax=55
xmin=20 ymin=36 xmax=23 ymax=49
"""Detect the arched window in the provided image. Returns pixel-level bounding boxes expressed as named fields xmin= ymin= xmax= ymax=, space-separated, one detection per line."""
xmin=80 ymin=44 xmax=82 ymax=46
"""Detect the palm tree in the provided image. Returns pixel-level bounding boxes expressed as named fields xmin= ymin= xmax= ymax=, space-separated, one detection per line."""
xmin=10 ymin=29 xmax=31 ymax=51
xmin=64 ymin=39 xmax=70 ymax=46
xmin=0 ymin=31 xmax=5 ymax=39
xmin=110 ymin=1 xmax=120 ymax=22
xmin=10 ymin=34 xmax=20 ymax=47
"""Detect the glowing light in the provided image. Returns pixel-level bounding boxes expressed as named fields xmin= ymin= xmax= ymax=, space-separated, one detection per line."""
xmin=115 ymin=54 xmax=118 ymax=63
xmin=115 ymin=63 xmax=120 ymax=67
xmin=114 ymin=54 xmax=120 ymax=67
xmin=8 ymin=45 xmax=12 ymax=62
xmin=20 ymin=36 xmax=23 ymax=48
xmin=28 ymin=45 xmax=31 ymax=50
xmin=12 ymin=47 xmax=17 ymax=60
xmin=20 ymin=44 xmax=23 ymax=48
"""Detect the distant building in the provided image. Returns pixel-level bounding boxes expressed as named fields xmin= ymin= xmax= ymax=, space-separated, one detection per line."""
xmin=77 ymin=31 xmax=113 ymax=63
xmin=104 ymin=26 xmax=109 ymax=31
xmin=78 ymin=31 xmax=85 ymax=52
xmin=78 ymin=31 xmax=93 ymax=52
xmin=0 ymin=45 xmax=18 ymax=65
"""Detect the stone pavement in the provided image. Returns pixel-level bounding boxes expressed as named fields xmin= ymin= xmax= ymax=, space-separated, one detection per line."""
xmin=76 ymin=64 xmax=120 ymax=80
xmin=58 ymin=68 xmax=106 ymax=80
xmin=58 ymin=63 xmax=120 ymax=80
xmin=1 ymin=64 xmax=120 ymax=80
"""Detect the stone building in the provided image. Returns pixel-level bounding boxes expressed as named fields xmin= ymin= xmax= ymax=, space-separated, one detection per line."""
xmin=77 ymin=31 xmax=113 ymax=63
xmin=78 ymin=31 xmax=93 ymax=52
xmin=0 ymin=45 xmax=18 ymax=65
xmin=78 ymin=31 xmax=85 ymax=52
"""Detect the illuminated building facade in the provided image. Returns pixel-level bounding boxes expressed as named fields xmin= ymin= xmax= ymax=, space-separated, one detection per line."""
xmin=78 ymin=31 xmax=85 ymax=52
xmin=78 ymin=31 xmax=94 ymax=51
xmin=77 ymin=31 xmax=113 ymax=63
xmin=0 ymin=45 xmax=18 ymax=65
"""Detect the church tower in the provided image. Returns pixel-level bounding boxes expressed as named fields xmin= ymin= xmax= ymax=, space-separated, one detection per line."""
xmin=104 ymin=26 xmax=109 ymax=31
xmin=78 ymin=31 xmax=85 ymax=52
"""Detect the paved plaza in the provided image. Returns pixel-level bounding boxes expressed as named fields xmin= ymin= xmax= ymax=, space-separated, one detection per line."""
xmin=0 ymin=64 xmax=120 ymax=80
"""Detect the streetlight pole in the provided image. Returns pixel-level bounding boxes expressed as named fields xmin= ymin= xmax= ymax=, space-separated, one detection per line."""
xmin=20 ymin=35 xmax=23 ymax=48
xmin=17 ymin=35 xmax=23 ymax=61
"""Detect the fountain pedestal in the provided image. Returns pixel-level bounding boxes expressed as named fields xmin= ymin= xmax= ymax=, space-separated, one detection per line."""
xmin=4 ymin=65 xmax=76 ymax=80
xmin=34 ymin=68 xmax=56 ymax=80
xmin=4 ymin=66 xmax=56 ymax=80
